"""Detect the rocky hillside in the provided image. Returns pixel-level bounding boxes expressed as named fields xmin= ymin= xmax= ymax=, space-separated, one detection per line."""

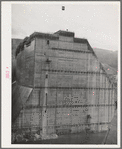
xmin=93 ymin=48 xmax=118 ymax=73
xmin=93 ymin=48 xmax=118 ymax=87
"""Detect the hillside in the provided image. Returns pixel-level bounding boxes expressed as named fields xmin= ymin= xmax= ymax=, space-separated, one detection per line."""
xmin=93 ymin=48 xmax=118 ymax=72
xmin=12 ymin=39 xmax=22 ymax=82
xmin=12 ymin=38 xmax=22 ymax=58
xmin=93 ymin=48 xmax=118 ymax=86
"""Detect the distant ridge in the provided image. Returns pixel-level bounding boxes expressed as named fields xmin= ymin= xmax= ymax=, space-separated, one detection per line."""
xmin=93 ymin=48 xmax=118 ymax=71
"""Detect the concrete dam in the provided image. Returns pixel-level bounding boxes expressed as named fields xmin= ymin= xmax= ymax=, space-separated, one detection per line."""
xmin=12 ymin=30 xmax=116 ymax=141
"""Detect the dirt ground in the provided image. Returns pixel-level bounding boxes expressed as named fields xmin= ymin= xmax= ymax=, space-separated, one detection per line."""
xmin=13 ymin=131 xmax=107 ymax=144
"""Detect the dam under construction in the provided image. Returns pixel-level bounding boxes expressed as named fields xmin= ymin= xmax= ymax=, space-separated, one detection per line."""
xmin=12 ymin=30 xmax=117 ymax=143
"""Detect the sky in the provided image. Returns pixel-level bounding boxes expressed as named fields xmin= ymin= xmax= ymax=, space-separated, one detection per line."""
xmin=12 ymin=2 xmax=120 ymax=51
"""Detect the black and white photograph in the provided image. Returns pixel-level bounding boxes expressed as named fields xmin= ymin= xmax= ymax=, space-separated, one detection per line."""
xmin=1 ymin=1 xmax=120 ymax=147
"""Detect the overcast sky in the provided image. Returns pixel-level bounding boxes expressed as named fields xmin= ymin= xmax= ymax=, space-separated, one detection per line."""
xmin=12 ymin=2 xmax=120 ymax=51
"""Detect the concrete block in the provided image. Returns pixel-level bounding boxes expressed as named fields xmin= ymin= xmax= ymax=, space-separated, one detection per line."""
xmin=99 ymin=90 xmax=104 ymax=104
xmin=49 ymin=40 xmax=59 ymax=48
xmin=71 ymin=126 xmax=77 ymax=133
xmin=99 ymin=107 xmax=105 ymax=122
xmin=80 ymin=43 xmax=88 ymax=51
xmin=57 ymin=90 xmax=63 ymax=105
xmin=26 ymin=89 xmax=40 ymax=106
xmin=59 ymin=41 xmax=73 ymax=50
xmin=73 ymin=43 xmax=81 ymax=50
xmin=34 ymin=72 xmax=45 ymax=87
xmin=101 ymin=124 xmax=108 ymax=131
xmin=47 ymin=89 xmax=56 ymax=105
xmin=48 ymin=73 xmax=57 ymax=87
xmin=47 ymin=126 xmax=55 ymax=134
xmin=36 ymin=38 xmax=46 ymax=52
xmin=105 ymin=106 xmax=109 ymax=122
xmin=59 ymin=36 xmax=73 ymax=42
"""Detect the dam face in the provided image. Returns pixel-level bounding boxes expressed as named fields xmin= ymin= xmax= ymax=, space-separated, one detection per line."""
xmin=12 ymin=30 xmax=116 ymax=135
